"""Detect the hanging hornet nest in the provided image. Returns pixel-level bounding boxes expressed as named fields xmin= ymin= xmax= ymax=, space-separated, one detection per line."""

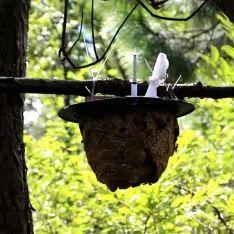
xmin=58 ymin=96 xmax=194 ymax=191
xmin=58 ymin=53 xmax=195 ymax=191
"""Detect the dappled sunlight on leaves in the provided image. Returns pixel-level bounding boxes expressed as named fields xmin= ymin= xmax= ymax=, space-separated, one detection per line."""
xmin=25 ymin=1 xmax=234 ymax=233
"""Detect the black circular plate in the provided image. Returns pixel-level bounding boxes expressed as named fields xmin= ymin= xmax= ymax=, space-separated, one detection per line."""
xmin=58 ymin=97 xmax=195 ymax=123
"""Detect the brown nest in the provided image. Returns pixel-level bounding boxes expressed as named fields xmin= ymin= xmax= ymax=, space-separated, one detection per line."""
xmin=79 ymin=110 xmax=179 ymax=192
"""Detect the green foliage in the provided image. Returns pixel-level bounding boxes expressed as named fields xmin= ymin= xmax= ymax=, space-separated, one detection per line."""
xmin=28 ymin=0 xmax=223 ymax=82
xmin=26 ymin=98 xmax=234 ymax=233
xmin=25 ymin=1 xmax=234 ymax=233
xmin=197 ymin=16 xmax=234 ymax=85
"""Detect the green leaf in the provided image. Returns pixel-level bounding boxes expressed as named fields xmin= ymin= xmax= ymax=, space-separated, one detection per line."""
xmin=210 ymin=45 xmax=219 ymax=64
xmin=221 ymin=45 xmax=234 ymax=59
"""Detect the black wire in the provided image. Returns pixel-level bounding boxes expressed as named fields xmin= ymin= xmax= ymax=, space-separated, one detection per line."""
xmin=91 ymin=0 xmax=99 ymax=60
xmin=58 ymin=0 xmax=69 ymax=58
xmin=146 ymin=0 xmax=169 ymax=9
xmin=137 ymin=0 xmax=208 ymax=21
xmin=59 ymin=0 xmax=208 ymax=69
xmin=66 ymin=9 xmax=84 ymax=57
xmin=60 ymin=2 xmax=139 ymax=69
xmin=59 ymin=2 xmax=84 ymax=61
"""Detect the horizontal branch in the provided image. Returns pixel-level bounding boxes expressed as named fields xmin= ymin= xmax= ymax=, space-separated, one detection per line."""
xmin=0 ymin=77 xmax=234 ymax=99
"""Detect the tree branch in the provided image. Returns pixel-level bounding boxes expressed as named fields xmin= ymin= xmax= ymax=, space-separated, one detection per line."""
xmin=0 ymin=77 xmax=234 ymax=99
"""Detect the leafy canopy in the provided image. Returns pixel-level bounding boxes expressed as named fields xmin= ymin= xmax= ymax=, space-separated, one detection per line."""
xmin=25 ymin=1 xmax=234 ymax=233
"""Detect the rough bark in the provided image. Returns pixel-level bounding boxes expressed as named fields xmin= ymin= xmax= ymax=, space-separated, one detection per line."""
xmin=0 ymin=0 xmax=33 ymax=233
xmin=0 ymin=78 xmax=234 ymax=99
xmin=212 ymin=0 xmax=234 ymax=23
xmin=80 ymin=110 xmax=179 ymax=192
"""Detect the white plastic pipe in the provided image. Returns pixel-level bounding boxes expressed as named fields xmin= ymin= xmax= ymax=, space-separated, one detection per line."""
xmin=131 ymin=54 xmax=138 ymax=97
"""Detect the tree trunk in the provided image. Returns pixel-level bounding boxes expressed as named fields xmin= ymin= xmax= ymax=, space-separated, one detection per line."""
xmin=0 ymin=0 xmax=33 ymax=233
xmin=212 ymin=0 xmax=234 ymax=23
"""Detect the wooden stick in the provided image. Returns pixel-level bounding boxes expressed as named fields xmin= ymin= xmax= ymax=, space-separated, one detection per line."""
xmin=0 ymin=77 xmax=234 ymax=99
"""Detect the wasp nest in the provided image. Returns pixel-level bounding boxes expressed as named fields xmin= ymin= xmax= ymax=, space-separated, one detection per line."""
xmin=79 ymin=110 xmax=179 ymax=192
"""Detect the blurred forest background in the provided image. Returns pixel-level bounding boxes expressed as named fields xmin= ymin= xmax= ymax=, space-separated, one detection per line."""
xmin=25 ymin=0 xmax=234 ymax=233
